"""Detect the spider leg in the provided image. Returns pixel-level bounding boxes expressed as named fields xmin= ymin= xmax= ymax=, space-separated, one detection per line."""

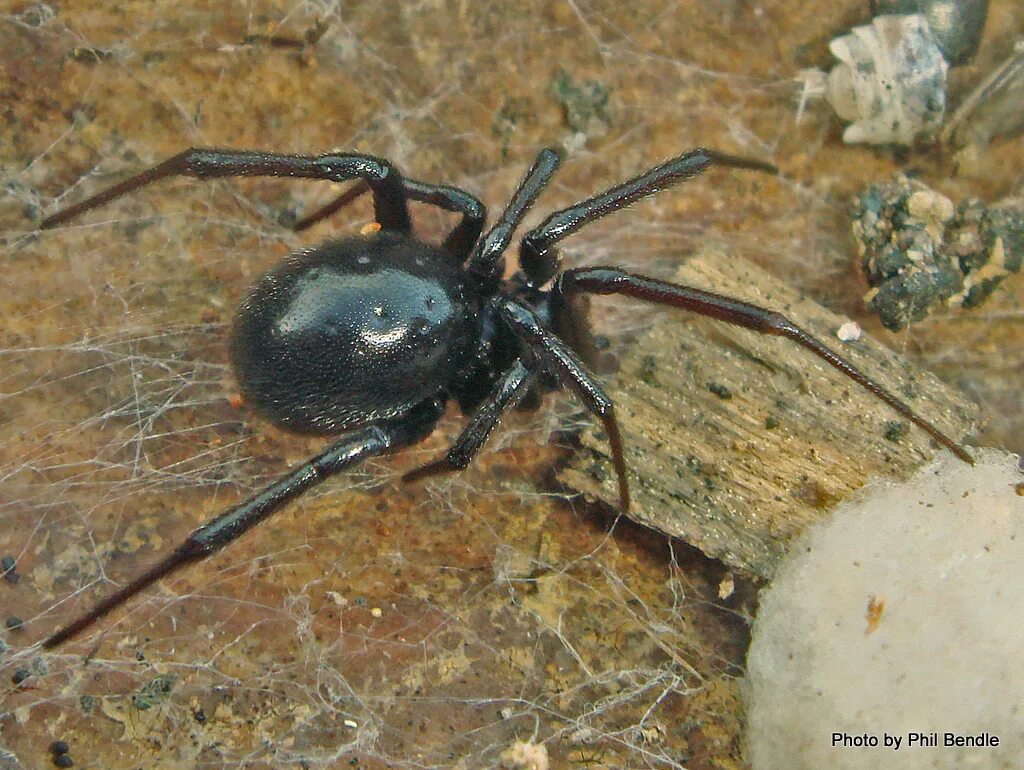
xmin=404 ymin=180 xmax=486 ymax=259
xmin=495 ymin=297 xmax=631 ymax=511
xmin=294 ymin=178 xmax=486 ymax=260
xmin=558 ymin=267 xmax=973 ymax=464
xmin=41 ymin=398 xmax=445 ymax=649
xmin=519 ymin=148 xmax=777 ymax=286
xmin=292 ymin=179 xmax=370 ymax=231
xmin=403 ymin=359 xmax=535 ymax=483
xmin=467 ymin=148 xmax=562 ymax=287
xmin=39 ymin=148 xmax=413 ymax=233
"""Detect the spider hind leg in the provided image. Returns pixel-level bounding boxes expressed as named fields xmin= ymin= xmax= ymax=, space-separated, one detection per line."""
xmin=42 ymin=398 xmax=445 ymax=649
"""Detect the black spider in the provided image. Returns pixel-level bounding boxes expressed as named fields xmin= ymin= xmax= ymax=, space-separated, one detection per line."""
xmin=37 ymin=146 xmax=970 ymax=648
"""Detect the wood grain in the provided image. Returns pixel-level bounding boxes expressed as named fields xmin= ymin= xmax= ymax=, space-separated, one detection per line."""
xmin=560 ymin=250 xmax=979 ymax=578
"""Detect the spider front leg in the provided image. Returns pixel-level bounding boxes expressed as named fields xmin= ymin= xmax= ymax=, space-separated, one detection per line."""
xmin=557 ymin=267 xmax=973 ymax=463
xmin=467 ymin=148 xmax=562 ymax=287
xmin=519 ymin=148 xmax=777 ymax=286
xmin=41 ymin=399 xmax=445 ymax=649
xmin=39 ymin=148 xmax=413 ymax=233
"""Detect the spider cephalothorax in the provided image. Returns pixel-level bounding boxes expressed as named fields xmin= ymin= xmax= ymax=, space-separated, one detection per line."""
xmin=37 ymin=145 xmax=971 ymax=648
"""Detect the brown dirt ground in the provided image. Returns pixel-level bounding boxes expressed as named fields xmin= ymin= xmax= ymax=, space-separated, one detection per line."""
xmin=1 ymin=3 xmax=1021 ymax=769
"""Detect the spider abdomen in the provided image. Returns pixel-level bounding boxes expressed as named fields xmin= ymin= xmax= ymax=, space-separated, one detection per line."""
xmin=229 ymin=232 xmax=479 ymax=434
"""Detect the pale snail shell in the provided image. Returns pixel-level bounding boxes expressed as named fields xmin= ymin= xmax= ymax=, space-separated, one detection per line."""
xmin=825 ymin=14 xmax=948 ymax=145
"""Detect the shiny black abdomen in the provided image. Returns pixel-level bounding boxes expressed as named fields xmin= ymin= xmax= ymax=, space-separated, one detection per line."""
xmin=229 ymin=232 xmax=480 ymax=434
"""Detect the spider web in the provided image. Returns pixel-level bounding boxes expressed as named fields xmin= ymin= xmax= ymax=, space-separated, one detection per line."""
xmin=1 ymin=2 xmax=1021 ymax=769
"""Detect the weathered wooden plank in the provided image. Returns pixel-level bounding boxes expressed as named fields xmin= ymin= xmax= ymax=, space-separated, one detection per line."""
xmin=559 ymin=251 xmax=978 ymax=578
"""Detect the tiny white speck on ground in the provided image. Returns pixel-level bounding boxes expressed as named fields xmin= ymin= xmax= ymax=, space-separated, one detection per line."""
xmin=500 ymin=740 xmax=549 ymax=770
xmin=837 ymin=321 xmax=862 ymax=342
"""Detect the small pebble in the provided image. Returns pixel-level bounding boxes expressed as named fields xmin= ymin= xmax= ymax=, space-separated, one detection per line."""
xmin=718 ymin=573 xmax=736 ymax=600
xmin=884 ymin=420 xmax=908 ymax=443
xmin=707 ymin=382 xmax=733 ymax=400
xmin=54 ymin=755 xmax=74 ymax=768
xmin=12 ymin=668 xmax=30 ymax=684
xmin=5 ymin=615 xmax=23 ymax=631
xmin=836 ymin=321 xmax=862 ymax=342
xmin=50 ymin=740 xmax=70 ymax=755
